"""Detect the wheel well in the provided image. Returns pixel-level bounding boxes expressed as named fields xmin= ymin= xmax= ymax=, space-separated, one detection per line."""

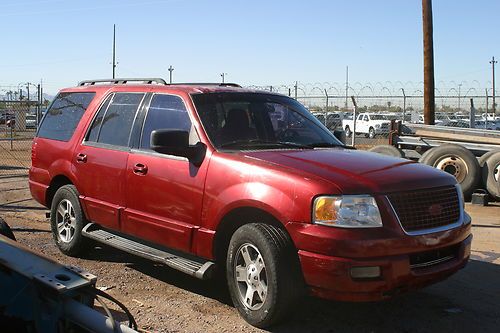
xmin=213 ymin=207 xmax=290 ymax=264
xmin=46 ymin=175 xmax=73 ymax=208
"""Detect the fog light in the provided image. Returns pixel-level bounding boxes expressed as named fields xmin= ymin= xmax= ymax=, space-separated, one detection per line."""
xmin=350 ymin=266 xmax=381 ymax=279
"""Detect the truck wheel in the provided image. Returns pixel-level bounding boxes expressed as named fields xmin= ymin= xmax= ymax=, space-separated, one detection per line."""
xmin=478 ymin=150 xmax=500 ymax=167
xmin=368 ymin=127 xmax=376 ymax=139
xmin=420 ymin=144 xmax=480 ymax=198
xmin=482 ymin=152 xmax=500 ymax=200
xmin=418 ymin=147 xmax=434 ymax=164
xmin=0 ymin=217 xmax=16 ymax=241
xmin=50 ymin=185 xmax=89 ymax=257
xmin=345 ymin=126 xmax=352 ymax=137
xmin=226 ymin=223 xmax=302 ymax=328
xmin=369 ymin=145 xmax=405 ymax=158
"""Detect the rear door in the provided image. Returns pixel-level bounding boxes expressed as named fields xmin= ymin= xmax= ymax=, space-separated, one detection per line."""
xmin=74 ymin=92 xmax=146 ymax=230
xmin=123 ymin=93 xmax=209 ymax=253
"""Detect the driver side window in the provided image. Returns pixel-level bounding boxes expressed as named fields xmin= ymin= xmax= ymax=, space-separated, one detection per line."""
xmin=140 ymin=94 xmax=194 ymax=150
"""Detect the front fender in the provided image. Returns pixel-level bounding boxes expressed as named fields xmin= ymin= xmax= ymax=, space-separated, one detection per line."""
xmin=203 ymin=182 xmax=295 ymax=230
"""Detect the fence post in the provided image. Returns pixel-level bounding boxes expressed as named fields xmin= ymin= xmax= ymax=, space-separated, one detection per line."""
xmin=469 ymin=99 xmax=475 ymax=128
xmin=401 ymin=88 xmax=406 ymax=123
xmin=351 ymin=96 xmax=358 ymax=147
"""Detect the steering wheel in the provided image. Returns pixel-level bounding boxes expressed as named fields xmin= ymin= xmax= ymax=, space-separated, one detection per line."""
xmin=277 ymin=128 xmax=300 ymax=141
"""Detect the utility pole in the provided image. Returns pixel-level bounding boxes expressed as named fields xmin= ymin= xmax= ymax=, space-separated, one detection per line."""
xmin=491 ymin=56 xmax=497 ymax=115
xmin=422 ymin=0 xmax=435 ymax=125
xmin=294 ymin=81 xmax=298 ymax=100
xmin=26 ymin=83 xmax=30 ymax=102
xmin=112 ymin=24 xmax=117 ymax=79
xmin=345 ymin=66 xmax=349 ymax=109
xmin=221 ymin=73 xmax=227 ymax=83
xmin=168 ymin=65 xmax=174 ymax=84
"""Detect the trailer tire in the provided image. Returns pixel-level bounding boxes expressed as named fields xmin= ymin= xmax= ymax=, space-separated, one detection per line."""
xmin=420 ymin=144 xmax=480 ymax=198
xmin=369 ymin=145 xmax=405 ymax=158
xmin=478 ymin=150 xmax=500 ymax=167
xmin=481 ymin=152 xmax=500 ymax=201
xmin=0 ymin=217 xmax=16 ymax=241
xmin=418 ymin=148 xmax=434 ymax=164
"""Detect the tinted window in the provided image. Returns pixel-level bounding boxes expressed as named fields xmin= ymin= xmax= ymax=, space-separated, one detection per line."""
xmin=38 ymin=92 xmax=95 ymax=141
xmin=86 ymin=94 xmax=112 ymax=142
xmin=192 ymin=93 xmax=341 ymax=149
xmin=97 ymin=93 xmax=144 ymax=147
xmin=140 ymin=94 xmax=191 ymax=149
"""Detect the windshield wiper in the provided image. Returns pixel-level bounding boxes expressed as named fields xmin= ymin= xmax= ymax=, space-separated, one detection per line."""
xmin=219 ymin=139 xmax=313 ymax=149
xmin=306 ymin=142 xmax=344 ymax=148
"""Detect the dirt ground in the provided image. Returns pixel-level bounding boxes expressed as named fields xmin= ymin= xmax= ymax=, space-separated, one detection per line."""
xmin=1 ymin=174 xmax=500 ymax=333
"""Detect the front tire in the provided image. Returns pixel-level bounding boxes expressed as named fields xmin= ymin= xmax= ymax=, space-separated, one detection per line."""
xmin=345 ymin=126 xmax=352 ymax=137
xmin=50 ymin=185 xmax=89 ymax=256
xmin=368 ymin=127 xmax=376 ymax=139
xmin=226 ymin=223 xmax=302 ymax=328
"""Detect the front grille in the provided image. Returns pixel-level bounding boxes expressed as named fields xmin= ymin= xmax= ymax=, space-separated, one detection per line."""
xmin=409 ymin=244 xmax=459 ymax=269
xmin=388 ymin=186 xmax=460 ymax=233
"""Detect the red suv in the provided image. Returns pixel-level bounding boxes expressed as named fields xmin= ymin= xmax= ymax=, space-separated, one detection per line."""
xmin=30 ymin=78 xmax=472 ymax=328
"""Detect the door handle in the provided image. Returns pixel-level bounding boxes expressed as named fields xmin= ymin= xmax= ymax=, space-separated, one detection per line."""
xmin=133 ymin=163 xmax=148 ymax=175
xmin=76 ymin=153 xmax=87 ymax=163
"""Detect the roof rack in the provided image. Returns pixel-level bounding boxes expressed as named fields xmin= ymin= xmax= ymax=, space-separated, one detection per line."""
xmin=77 ymin=78 xmax=167 ymax=86
xmin=77 ymin=78 xmax=242 ymax=88
xmin=168 ymin=83 xmax=242 ymax=88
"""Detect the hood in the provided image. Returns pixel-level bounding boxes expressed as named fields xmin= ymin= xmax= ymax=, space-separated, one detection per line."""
xmin=240 ymin=148 xmax=456 ymax=194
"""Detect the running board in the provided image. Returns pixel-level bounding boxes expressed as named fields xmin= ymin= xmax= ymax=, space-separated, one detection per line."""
xmin=82 ymin=223 xmax=215 ymax=280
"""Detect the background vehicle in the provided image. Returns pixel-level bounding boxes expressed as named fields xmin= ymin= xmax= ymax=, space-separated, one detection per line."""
xmin=312 ymin=111 xmax=343 ymax=131
xmin=342 ymin=112 xmax=391 ymax=138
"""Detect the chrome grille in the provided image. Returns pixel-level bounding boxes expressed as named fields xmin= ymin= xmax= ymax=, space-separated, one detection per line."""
xmin=388 ymin=186 xmax=460 ymax=233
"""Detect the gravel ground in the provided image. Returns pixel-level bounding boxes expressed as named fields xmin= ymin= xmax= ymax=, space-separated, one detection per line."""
xmin=1 ymin=174 xmax=500 ymax=333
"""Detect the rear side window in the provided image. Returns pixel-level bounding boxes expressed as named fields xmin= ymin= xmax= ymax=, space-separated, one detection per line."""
xmin=86 ymin=93 xmax=144 ymax=147
xmin=37 ymin=92 xmax=95 ymax=141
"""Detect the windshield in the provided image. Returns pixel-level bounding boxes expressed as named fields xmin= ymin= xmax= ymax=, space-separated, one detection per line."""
xmin=192 ymin=92 xmax=342 ymax=150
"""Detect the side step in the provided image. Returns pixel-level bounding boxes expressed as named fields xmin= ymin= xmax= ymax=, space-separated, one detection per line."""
xmin=82 ymin=223 xmax=215 ymax=280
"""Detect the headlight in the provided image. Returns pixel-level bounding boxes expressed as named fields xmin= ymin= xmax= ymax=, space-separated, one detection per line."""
xmin=313 ymin=195 xmax=382 ymax=228
xmin=374 ymin=124 xmax=381 ymax=128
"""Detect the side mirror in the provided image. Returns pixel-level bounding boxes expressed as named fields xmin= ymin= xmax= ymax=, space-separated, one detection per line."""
xmin=151 ymin=129 xmax=206 ymax=166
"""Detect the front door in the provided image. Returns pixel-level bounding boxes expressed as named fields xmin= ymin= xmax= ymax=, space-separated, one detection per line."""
xmin=123 ymin=93 xmax=209 ymax=253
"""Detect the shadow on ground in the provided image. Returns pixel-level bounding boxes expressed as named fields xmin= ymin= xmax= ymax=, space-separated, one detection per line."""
xmin=83 ymin=244 xmax=500 ymax=333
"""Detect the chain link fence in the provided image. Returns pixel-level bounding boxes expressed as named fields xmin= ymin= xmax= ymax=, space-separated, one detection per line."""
xmin=0 ymin=101 xmax=41 ymax=178
xmin=248 ymin=82 xmax=500 ymax=148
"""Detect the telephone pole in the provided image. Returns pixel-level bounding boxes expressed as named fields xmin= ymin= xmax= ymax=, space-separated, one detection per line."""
xmin=422 ymin=0 xmax=435 ymax=125
xmin=221 ymin=73 xmax=227 ymax=83
xmin=112 ymin=24 xmax=117 ymax=79
xmin=168 ymin=65 xmax=174 ymax=84
xmin=491 ymin=56 xmax=497 ymax=114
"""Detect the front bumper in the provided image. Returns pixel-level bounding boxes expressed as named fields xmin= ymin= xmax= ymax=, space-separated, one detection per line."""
xmin=287 ymin=214 xmax=472 ymax=302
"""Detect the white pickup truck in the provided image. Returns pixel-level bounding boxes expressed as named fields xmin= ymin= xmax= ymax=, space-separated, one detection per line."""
xmin=342 ymin=113 xmax=392 ymax=138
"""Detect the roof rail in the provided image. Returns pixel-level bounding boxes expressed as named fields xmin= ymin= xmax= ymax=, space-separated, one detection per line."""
xmin=77 ymin=78 xmax=167 ymax=86
xmin=166 ymin=83 xmax=242 ymax=88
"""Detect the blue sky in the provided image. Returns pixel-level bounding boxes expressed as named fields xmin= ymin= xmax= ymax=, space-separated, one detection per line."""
xmin=0 ymin=0 xmax=498 ymax=94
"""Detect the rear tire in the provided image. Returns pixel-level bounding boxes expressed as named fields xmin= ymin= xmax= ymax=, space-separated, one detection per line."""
xmin=369 ymin=145 xmax=405 ymax=158
xmin=226 ymin=223 xmax=302 ymax=328
xmin=419 ymin=144 xmax=480 ymax=198
xmin=481 ymin=152 xmax=500 ymax=201
xmin=50 ymin=185 xmax=89 ymax=257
